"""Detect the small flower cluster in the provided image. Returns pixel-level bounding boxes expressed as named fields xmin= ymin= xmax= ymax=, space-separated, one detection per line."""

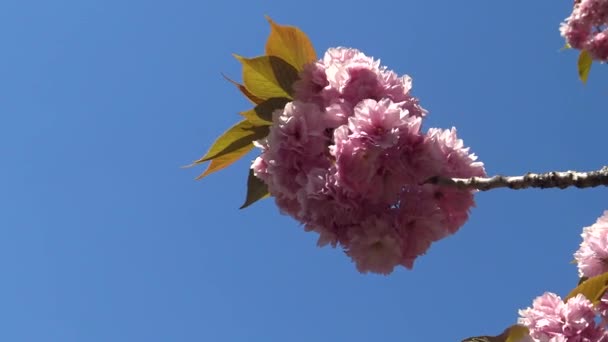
xmin=575 ymin=210 xmax=608 ymax=278
xmin=252 ymin=47 xmax=485 ymax=274
xmin=518 ymin=211 xmax=608 ymax=341
xmin=519 ymin=292 xmax=608 ymax=342
xmin=561 ymin=0 xmax=608 ymax=61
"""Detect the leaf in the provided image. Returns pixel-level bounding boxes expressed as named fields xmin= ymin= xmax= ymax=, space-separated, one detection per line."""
xmin=240 ymin=109 xmax=272 ymax=126
xmin=462 ymin=325 xmax=529 ymax=342
xmin=195 ymin=144 xmax=254 ymax=179
xmin=234 ymin=54 xmax=299 ymax=100
xmin=560 ymin=42 xmax=571 ymax=51
xmin=503 ymin=325 xmax=529 ymax=342
xmin=240 ymin=97 xmax=291 ymax=125
xmin=265 ymin=16 xmax=317 ymax=71
xmin=190 ymin=120 xmax=269 ymax=165
xmin=578 ymin=50 xmax=592 ymax=84
xmin=222 ymin=73 xmax=264 ymax=105
xmin=240 ymin=168 xmax=270 ymax=209
xmin=565 ymin=272 xmax=608 ymax=304
xmin=462 ymin=337 xmax=494 ymax=342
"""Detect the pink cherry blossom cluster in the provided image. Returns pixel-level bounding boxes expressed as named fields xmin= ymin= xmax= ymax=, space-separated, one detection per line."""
xmin=518 ymin=211 xmax=608 ymax=341
xmin=252 ymin=47 xmax=485 ymax=274
xmin=575 ymin=210 xmax=608 ymax=278
xmin=519 ymin=292 xmax=608 ymax=342
xmin=561 ymin=0 xmax=608 ymax=61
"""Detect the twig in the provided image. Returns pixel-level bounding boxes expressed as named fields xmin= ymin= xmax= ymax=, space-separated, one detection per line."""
xmin=425 ymin=166 xmax=608 ymax=191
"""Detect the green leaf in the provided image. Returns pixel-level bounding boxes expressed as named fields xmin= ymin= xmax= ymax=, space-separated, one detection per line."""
xmin=240 ymin=168 xmax=270 ymax=209
xmin=234 ymin=54 xmax=299 ymax=100
xmin=578 ymin=50 xmax=592 ymax=84
xmin=462 ymin=325 xmax=528 ymax=342
xmin=188 ymin=120 xmax=269 ymax=175
xmin=565 ymin=272 xmax=608 ymax=304
xmin=194 ymin=144 xmax=254 ymax=179
xmin=240 ymin=97 xmax=291 ymax=125
xmin=560 ymin=42 xmax=571 ymax=51
xmin=222 ymin=73 xmax=264 ymax=105
xmin=265 ymin=16 xmax=317 ymax=71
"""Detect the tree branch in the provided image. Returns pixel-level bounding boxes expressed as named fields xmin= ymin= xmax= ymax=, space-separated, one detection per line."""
xmin=425 ymin=166 xmax=608 ymax=191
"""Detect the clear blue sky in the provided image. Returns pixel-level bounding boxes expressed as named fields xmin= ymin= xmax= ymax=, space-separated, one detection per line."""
xmin=1 ymin=1 xmax=606 ymax=341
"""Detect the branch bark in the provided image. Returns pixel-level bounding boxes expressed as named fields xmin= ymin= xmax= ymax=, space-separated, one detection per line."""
xmin=426 ymin=166 xmax=608 ymax=191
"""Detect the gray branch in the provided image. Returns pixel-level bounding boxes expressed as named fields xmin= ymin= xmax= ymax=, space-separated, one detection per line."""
xmin=425 ymin=166 xmax=608 ymax=191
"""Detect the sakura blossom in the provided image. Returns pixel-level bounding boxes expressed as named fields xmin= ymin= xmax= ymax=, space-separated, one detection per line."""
xmin=561 ymin=0 xmax=608 ymax=61
xmin=518 ymin=292 xmax=608 ymax=342
xmin=574 ymin=211 xmax=608 ymax=278
xmin=252 ymin=47 xmax=485 ymax=274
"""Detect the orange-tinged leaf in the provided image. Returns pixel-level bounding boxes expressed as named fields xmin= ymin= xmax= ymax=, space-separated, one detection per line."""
xmin=240 ymin=168 xmax=270 ymax=209
xmin=565 ymin=272 xmax=608 ymax=304
xmin=265 ymin=16 xmax=317 ymax=71
xmin=234 ymin=54 xmax=298 ymax=100
xmin=190 ymin=120 xmax=269 ymax=165
xmin=195 ymin=144 xmax=254 ymax=179
xmin=578 ymin=49 xmax=592 ymax=84
xmin=221 ymin=73 xmax=264 ymax=105
xmin=240 ymin=97 xmax=290 ymax=125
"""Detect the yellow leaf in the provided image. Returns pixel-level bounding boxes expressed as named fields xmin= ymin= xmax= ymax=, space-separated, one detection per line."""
xmin=188 ymin=120 xmax=269 ymax=167
xmin=241 ymin=109 xmax=272 ymax=126
xmin=564 ymin=272 xmax=608 ymax=304
xmin=196 ymin=144 xmax=254 ymax=179
xmin=221 ymin=73 xmax=264 ymax=105
xmin=578 ymin=50 xmax=592 ymax=84
xmin=265 ymin=16 xmax=317 ymax=71
xmin=234 ymin=54 xmax=299 ymax=100
xmin=240 ymin=168 xmax=270 ymax=209
xmin=240 ymin=97 xmax=291 ymax=126
xmin=503 ymin=325 xmax=529 ymax=342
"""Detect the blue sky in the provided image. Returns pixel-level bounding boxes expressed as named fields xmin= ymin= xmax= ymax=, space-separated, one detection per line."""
xmin=1 ymin=1 xmax=606 ymax=341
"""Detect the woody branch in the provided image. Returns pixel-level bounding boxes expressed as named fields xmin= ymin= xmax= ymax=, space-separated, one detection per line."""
xmin=426 ymin=166 xmax=608 ymax=191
